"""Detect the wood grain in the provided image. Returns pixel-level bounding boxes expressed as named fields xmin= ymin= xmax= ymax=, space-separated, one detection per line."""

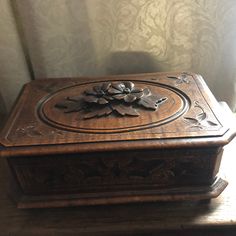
xmin=0 ymin=72 xmax=235 ymax=208
xmin=0 ymin=72 xmax=233 ymax=152
xmin=0 ymin=138 xmax=235 ymax=235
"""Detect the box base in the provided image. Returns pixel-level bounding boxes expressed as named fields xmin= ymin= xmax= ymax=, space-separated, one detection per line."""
xmin=10 ymin=177 xmax=227 ymax=209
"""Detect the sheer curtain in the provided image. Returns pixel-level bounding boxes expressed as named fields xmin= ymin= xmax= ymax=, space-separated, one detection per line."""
xmin=1 ymin=0 xmax=236 ymax=116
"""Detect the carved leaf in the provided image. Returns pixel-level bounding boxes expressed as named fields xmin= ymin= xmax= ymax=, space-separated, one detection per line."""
xmin=84 ymin=106 xmax=113 ymax=119
xmin=124 ymin=94 xmax=136 ymax=103
xmin=182 ymin=78 xmax=189 ymax=84
xmin=108 ymin=88 xmax=122 ymax=95
xmin=207 ymin=120 xmax=218 ymax=126
xmin=156 ymin=97 xmax=168 ymax=105
xmin=112 ymin=94 xmax=127 ymax=100
xmin=112 ymin=104 xmax=139 ymax=116
xmin=177 ymin=75 xmax=189 ymax=84
xmin=101 ymin=82 xmax=111 ymax=91
xmin=111 ymin=82 xmax=125 ymax=92
xmin=104 ymin=95 xmax=114 ymax=101
xmin=55 ymin=100 xmax=84 ymax=113
xmin=184 ymin=117 xmax=200 ymax=125
xmin=184 ymin=101 xmax=219 ymax=130
xmin=83 ymin=96 xmax=98 ymax=103
xmin=138 ymin=95 xmax=165 ymax=110
xmin=133 ymin=91 xmax=144 ymax=99
xmin=190 ymin=125 xmax=203 ymax=129
xmin=97 ymin=98 xmax=109 ymax=104
xmin=167 ymin=75 xmax=189 ymax=84
xmin=197 ymin=112 xmax=207 ymax=121
xmin=167 ymin=76 xmax=178 ymax=80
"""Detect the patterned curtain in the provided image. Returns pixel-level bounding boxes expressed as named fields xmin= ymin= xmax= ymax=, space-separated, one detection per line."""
xmin=1 ymin=0 xmax=236 ymax=116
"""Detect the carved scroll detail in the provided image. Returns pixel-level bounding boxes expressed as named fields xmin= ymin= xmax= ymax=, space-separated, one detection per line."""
xmin=184 ymin=101 xmax=218 ymax=129
xmin=55 ymin=81 xmax=168 ymax=119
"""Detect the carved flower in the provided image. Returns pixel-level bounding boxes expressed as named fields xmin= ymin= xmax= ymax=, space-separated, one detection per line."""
xmin=55 ymin=81 xmax=168 ymax=119
xmin=84 ymin=81 xmax=144 ymax=104
xmin=108 ymin=81 xmax=144 ymax=103
xmin=84 ymin=82 xmax=112 ymax=104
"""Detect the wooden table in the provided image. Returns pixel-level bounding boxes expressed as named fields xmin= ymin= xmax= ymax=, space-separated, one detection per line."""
xmin=0 ymin=137 xmax=236 ymax=235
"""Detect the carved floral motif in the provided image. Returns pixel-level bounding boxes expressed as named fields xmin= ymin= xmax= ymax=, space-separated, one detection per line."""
xmin=55 ymin=81 xmax=168 ymax=119
xmin=167 ymin=72 xmax=191 ymax=85
xmin=18 ymin=157 xmax=176 ymax=191
xmin=15 ymin=122 xmax=63 ymax=138
xmin=15 ymin=123 xmax=43 ymax=137
xmin=16 ymin=155 xmax=211 ymax=194
xmin=184 ymin=101 xmax=218 ymax=129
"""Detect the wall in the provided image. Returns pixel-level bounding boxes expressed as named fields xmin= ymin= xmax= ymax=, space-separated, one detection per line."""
xmin=0 ymin=0 xmax=31 ymax=115
xmin=1 ymin=0 xmax=236 ymax=116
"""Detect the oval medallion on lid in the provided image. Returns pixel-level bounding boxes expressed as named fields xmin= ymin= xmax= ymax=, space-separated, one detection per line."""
xmin=38 ymin=81 xmax=189 ymax=133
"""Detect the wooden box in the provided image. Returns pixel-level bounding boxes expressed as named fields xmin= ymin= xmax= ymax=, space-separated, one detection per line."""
xmin=0 ymin=72 xmax=235 ymax=208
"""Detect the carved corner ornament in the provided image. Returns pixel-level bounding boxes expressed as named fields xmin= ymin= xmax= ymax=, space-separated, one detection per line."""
xmin=184 ymin=101 xmax=218 ymax=129
xmin=15 ymin=122 xmax=63 ymax=138
xmin=55 ymin=81 xmax=168 ymax=119
xmin=167 ymin=72 xmax=190 ymax=85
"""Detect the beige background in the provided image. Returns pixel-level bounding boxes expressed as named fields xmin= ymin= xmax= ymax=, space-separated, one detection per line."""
xmin=1 ymin=0 xmax=236 ymax=116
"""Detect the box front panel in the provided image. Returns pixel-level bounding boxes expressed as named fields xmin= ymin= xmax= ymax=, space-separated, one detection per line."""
xmin=8 ymin=148 xmax=221 ymax=195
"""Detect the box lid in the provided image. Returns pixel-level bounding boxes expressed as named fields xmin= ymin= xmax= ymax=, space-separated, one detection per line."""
xmin=0 ymin=72 xmax=235 ymax=157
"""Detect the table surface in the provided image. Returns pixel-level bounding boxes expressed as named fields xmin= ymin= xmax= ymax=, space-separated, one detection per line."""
xmin=0 ymin=125 xmax=236 ymax=235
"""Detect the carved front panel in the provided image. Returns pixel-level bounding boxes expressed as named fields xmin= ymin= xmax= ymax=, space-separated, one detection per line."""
xmin=10 ymin=148 xmax=217 ymax=195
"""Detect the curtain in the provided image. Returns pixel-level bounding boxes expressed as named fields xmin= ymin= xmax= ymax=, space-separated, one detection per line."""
xmin=0 ymin=0 xmax=31 ymax=115
xmin=1 ymin=0 xmax=236 ymax=116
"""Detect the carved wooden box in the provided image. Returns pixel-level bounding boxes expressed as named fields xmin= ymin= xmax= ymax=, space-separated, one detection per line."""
xmin=0 ymin=72 xmax=235 ymax=208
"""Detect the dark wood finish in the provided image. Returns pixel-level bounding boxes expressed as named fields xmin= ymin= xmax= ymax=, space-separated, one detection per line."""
xmin=0 ymin=72 xmax=234 ymax=150
xmin=0 ymin=138 xmax=235 ymax=235
xmin=0 ymin=72 xmax=235 ymax=208
xmin=0 ymin=113 xmax=6 ymax=131
xmin=8 ymin=147 xmax=227 ymax=208
xmin=54 ymin=81 xmax=168 ymax=118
